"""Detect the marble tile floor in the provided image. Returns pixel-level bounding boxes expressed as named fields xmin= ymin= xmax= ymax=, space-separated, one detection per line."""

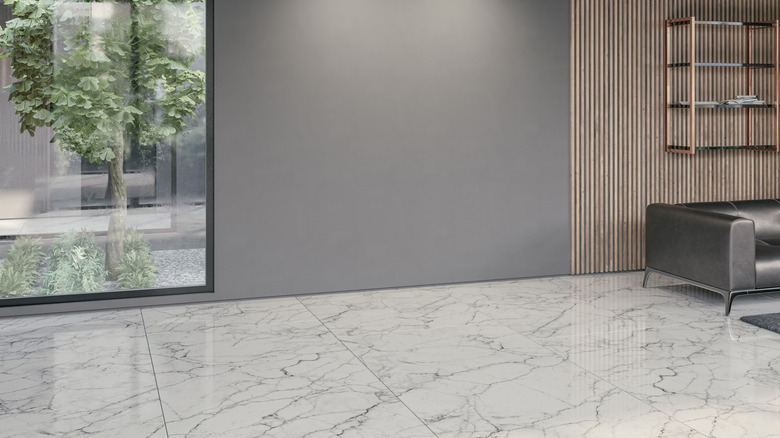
xmin=3 ymin=271 xmax=780 ymax=437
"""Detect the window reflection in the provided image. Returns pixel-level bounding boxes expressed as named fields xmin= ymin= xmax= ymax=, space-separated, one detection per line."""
xmin=0 ymin=1 xmax=208 ymax=300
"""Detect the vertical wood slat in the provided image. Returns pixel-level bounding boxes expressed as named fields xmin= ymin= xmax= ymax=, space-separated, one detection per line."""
xmin=747 ymin=25 xmax=752 ymax=148
xmin=776 ymin=20 xmax=780 ymax=151
xmin=572 ymin=0 xmax=780 ymax=274
xmin=690 ymin=19 xmax=696 ymax=153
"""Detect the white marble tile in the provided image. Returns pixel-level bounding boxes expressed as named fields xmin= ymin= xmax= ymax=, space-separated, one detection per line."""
xmin=6 ymin=271 xmax=780 ymax=437
xmin=142 ymin=299 xmax=435 ymax=438
xmin=540 ymin=319 xmax=780 ymax=438
xmin=300 ymin=286 xmax=492 ymax=336
xmin=444 ymin=278 xmax=654 ymax=342
xmin=143 ymin=296 xmax=317 ymax=330
xmin=0 ymin=310 xmax=166 ymax=438
xmin=446 ymin=273 xmax=780 ymax=342
xmin=728 ymin=320 xmax=780 ymax=358
xmin=332 ymin=317 xmax=699 ymax=438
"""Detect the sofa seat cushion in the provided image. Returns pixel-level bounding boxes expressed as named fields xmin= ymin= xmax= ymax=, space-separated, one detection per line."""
xmin=755 ymin=239 xmax=780 ymax=288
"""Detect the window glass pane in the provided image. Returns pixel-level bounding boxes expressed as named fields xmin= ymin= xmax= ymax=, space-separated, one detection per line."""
xmin=0 ymin=0 xmax=209 ymax=301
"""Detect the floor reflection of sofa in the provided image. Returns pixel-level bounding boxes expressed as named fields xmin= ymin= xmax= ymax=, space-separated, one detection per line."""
xmin=644 ymin=199 xmax=780 ymax=315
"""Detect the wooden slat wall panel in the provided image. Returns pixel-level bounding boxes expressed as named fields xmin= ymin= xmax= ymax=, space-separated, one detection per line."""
xmin=572 ymin=0 xmax=780 ymax=274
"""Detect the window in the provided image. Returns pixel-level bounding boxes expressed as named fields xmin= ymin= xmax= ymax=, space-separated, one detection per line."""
xmin=0 ymin=0 xmax=212 ymax=304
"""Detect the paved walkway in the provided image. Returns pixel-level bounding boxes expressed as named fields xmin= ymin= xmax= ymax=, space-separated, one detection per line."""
xmin=0 ymin=208 xmax=173 ymax=237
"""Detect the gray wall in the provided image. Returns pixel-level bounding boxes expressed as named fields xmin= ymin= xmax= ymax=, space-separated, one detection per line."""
xmin=1 ymin=0 xmax=570 ymax=317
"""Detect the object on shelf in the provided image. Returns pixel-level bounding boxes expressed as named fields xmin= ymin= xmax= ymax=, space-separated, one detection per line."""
xmin=679 ymin=101 xmax=719 ymax=105
xmin=721 ymin=95 xmax=765 ymax=105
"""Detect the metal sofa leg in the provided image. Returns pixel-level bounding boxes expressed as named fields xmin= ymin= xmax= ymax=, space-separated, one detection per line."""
xmin=640 ymin=267 xmax=747 ymax=315
xmin=725 ymin=292 xmax=734 ymax=316
xmin=724 ymin=291 xmax=751 ymax=316
xmin=642 ymin=269 xmax=652 ymax=288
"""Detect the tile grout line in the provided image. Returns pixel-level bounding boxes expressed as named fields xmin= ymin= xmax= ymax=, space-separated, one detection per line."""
xmin=140 ymin=308 xmax=171 ymax=438
xmin=295 ymin=296 xmax=441 ymax=438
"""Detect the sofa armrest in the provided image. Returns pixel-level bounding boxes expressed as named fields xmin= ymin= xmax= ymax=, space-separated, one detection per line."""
xmin=645 ymin=203 xmax=756 ymax=291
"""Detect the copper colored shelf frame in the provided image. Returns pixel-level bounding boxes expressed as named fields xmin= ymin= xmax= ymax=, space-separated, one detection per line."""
xmin=664 ymin=17 xmax=780 ymax=154
xmin=669 ymin=20 xmax=775 ymax=27
xmin=667 ymin=62 xmax=775 ymax=67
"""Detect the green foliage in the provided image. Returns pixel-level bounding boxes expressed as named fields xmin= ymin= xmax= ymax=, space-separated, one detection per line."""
xmin=0 ymin=0 xmax=206 ymax=162
xmin=0 ymin=0 xmax=54 ymax=136
xmin=0 ymin=237 xmax=45 ymax=298
xmin=40 ymin=229 xmax=107 ymax=294
xmin=116 ymin=229 xmax=157 ymax=289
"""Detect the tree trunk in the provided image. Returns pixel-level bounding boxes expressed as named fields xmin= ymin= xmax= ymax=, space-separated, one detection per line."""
xmin=106 ymin=128 xmax=127 ymax=280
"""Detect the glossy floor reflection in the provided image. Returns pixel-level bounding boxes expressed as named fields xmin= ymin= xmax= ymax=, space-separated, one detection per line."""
xmin=3 ymin=271 xmax=780 ymax=437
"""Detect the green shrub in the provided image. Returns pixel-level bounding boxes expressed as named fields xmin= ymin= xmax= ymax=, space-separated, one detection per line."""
xmin=0 ymin=237 xmax=45 ymax=298
xmin=117 ymin=229 xmax=157 ymax=289
xmin=40 ymin=230 xmax=107 ymax=295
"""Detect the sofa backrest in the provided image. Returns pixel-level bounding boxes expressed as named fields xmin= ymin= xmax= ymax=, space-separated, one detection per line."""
xmin=680 ymin=199 xmax=780 ymax=239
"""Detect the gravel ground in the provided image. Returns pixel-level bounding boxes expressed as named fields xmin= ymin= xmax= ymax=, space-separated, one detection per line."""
xmin=103 ymin=248 xmax=206 ymax=291
xmin=151 ymin=248 xmax=206 ymax=288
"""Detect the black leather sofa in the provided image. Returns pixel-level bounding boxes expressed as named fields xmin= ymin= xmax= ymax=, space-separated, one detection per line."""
xmin=644 ymin=199 xmax=780 ymax=315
